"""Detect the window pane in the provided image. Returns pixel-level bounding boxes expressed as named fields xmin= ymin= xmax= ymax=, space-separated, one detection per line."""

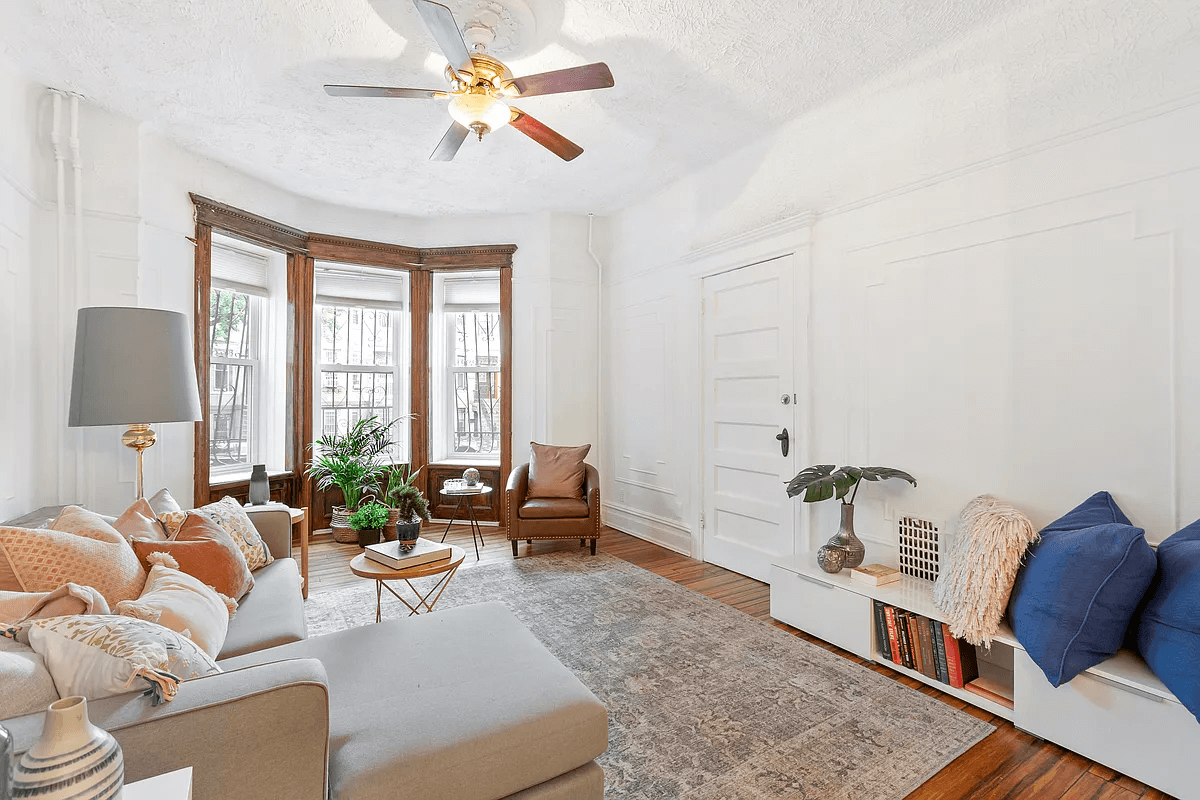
xmin=209 ymin=363 xmax=253 ymax=469
xmin=319 ymin=369 xmax=400 ymax=461
xmin=452 ymin=311 xmax=500 ymax=368
xmin=209 ymin=288 xmax=253 ymax=360
xmin=208 ymin=288 xmax=255 ymax=471
xmin=453 ymin=369 xmax=500 ymax=455
xmin=320 ymin=306 xmax=394 ymax=367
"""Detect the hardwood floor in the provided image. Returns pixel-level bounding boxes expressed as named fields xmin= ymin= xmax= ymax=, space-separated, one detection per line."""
xmin=306 ymin=524 xmax=1174 ymax=800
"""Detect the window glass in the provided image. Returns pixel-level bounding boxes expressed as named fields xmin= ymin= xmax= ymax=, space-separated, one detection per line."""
xmin=208 ymin=287 xmax=257 ymax=472
xmin=449 ymin=310 xmax=501 ymax=455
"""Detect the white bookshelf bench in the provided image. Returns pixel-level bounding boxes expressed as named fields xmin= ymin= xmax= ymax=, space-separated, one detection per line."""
xmin=770 ymin=556 xmax=1200 ymax=799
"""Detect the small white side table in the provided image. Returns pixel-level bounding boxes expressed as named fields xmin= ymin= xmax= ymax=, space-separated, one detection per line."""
xmin=124 ymin=766 xmax=192 ymax=799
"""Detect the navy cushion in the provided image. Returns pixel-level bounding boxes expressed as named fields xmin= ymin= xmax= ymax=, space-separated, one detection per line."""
xmin=1008 ymin=492 xmax=1157 ymax=686
xmin=1136 ymin=520 xmax=1200 ymax=722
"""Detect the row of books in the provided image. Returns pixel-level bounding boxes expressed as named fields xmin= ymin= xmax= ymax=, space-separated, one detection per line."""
xmin=872 ymin=601 xmax=1015 ymax=708
xmin=872 ymin=600 xmax=978 ymax=689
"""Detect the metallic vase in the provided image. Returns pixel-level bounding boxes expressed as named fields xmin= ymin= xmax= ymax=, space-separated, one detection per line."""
xmin=824 ymin=503 xmax=866 ymax=569
xmin=248 ymin=464 xmax=270 ymax=506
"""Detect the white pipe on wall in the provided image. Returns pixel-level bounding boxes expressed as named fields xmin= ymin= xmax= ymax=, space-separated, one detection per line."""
xmin=587 ymin=213 xmax=603 ymax=479
xmin=50 ymin=89 xmax=67 ymax=499
xmin=69 ymin=93 xmax=86 ymax=502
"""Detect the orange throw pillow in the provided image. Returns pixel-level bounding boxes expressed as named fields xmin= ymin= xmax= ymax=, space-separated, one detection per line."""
xmin=0 ymin=507 xmax=147 ymax=606
xmin=132 ymin=513 xmax=254 ymax=600
xmin=527 ymin=442 xmax=591 ymax=499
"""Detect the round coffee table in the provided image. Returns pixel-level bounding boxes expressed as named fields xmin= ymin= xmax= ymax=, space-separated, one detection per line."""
xmin=349 ymin=545 xmax=466 ymax=622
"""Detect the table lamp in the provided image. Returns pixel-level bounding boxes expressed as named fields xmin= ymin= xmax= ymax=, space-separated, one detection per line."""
xmin=68 ymin=307 xmax=203 ymax=499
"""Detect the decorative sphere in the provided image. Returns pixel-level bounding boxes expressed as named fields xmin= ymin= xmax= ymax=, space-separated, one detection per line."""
xmin=463 ymin=468 xmax=481 ymax=486
xmin=817 ymin=544 xmax=848 ymax=573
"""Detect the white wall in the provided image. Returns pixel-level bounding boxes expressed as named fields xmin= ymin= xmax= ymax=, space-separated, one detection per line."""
xmin=0 ymin=61 xmax=599 ymax=515
xmin=604 ymin=0 xmax=1200 ymax=562
xmin=0 ymin=53 xmax=41 ymax=520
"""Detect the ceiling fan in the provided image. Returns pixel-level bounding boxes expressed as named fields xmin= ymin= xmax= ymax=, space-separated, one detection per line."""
xmin=324 ymin=0 xmax=614 ymax=162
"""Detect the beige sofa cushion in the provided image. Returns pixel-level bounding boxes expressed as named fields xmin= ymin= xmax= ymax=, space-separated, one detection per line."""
xmin=221 ymin=601 xmax=607 ymax=800
xmin=527 ymin=442 xmax=591 ymax=499
xmin=0 ymin=636 xmax=60 ymax=717
xmin=217 ymin=558 xmax=305 ymax=660
xmin=0 ymin=508 xmax=147 ymax=605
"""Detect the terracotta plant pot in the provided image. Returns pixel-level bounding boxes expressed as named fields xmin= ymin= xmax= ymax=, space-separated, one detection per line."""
xmin=355 ymin=527 xmax=382 ymax=548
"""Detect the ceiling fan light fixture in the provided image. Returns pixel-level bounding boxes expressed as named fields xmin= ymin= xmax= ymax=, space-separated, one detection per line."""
xmin=448 ymin=92 xmax=510 ymax=138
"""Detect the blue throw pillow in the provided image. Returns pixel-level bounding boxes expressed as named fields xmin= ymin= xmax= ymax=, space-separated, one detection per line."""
xmin=1008 ymin=492 xmax=1157 ymax=686
xmin=1136 ymin=520 xmax=1200 ymax=722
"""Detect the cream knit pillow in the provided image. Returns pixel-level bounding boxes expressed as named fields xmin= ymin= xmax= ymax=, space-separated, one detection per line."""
xmin=115 ymin=554 xmax=235 ymax=658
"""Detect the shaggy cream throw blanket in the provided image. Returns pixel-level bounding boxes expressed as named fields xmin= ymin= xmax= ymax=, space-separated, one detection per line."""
xmin=933 ymin=495 xmax=1039 ymax=646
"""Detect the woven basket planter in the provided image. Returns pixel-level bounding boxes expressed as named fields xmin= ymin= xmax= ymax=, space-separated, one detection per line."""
xmin=330 ymin=506 xmax=357 ymax=544
xmin=383 ymin=508 xmax=401 ymax=541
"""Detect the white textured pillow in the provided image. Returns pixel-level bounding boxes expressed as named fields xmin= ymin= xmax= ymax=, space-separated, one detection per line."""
xmin=932 ymin=495 xmax=1040 ymax=646
xmin=24 ymin=615 xmax=221 ymax=705
xmin=115 ymin=556 xmax=235 ymax=657
xmin=148 ymin=487 xmax=184 ymax=517
xmin=0 ymin=636 xmax=60 ymax=717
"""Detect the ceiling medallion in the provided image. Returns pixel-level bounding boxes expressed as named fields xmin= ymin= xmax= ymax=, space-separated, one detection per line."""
xmin=448 ymin=0 xmax=536 ymax=59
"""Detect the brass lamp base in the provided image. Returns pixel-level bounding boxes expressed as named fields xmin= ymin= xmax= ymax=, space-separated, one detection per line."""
xmin=121 ymin=423 xmax=157 ymax=500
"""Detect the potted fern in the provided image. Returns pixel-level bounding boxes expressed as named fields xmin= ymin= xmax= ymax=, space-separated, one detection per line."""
xmin=384 ymin=465 xmax=431 ymax=551
xmin=786 ymin=465 xmax=917 ymax=572
xmin=306 ymin=416 xmax=396 ymax=543
xmin=347 ymin=501 xmax=390 ymax=548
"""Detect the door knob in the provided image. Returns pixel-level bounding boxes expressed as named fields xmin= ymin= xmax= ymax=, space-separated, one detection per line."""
xmin=776 ymin=428 xmax=789 ymax=457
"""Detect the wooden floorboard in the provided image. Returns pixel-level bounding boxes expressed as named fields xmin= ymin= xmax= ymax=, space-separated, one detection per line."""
xmin=305 ymin=524 xmax=1170 ymax=799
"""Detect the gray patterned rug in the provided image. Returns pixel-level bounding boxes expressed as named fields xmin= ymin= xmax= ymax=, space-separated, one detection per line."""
xmin=304 ymin=553 xmax=993 ymax=799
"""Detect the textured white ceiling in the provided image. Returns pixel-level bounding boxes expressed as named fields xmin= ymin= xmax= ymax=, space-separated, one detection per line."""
xmin=1 ymin=0 xmax=1030 ymax=216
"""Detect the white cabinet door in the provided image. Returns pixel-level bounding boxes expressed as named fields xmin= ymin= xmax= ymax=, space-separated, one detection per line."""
xmin=701 ymin=256 xmax=797 ymax=581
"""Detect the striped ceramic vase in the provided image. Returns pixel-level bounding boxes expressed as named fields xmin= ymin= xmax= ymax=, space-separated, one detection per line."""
xmin=12 ymin=697 xmax=123 ymax=799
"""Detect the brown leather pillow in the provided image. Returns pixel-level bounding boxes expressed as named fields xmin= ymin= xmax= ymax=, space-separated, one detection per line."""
xmin=132 ymin=513 xmax=254 ymax=600
xmin=527 ymin=442 xmax=591 ymax=499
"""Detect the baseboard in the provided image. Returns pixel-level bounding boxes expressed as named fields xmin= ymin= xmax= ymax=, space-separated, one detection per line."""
xmin=602 ymin=502 xmax=693 ymax=556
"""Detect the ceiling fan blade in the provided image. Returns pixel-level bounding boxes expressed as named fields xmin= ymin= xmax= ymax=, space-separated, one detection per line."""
xmin=411 ymin=0 xmax=473 ymax=72
xmin=325 ymin=85 xmax=448 ymax=99
xmin=509 ymin=109 xmax=584 ymax=161
xmin=431 ymin=121 xmax=471 ymax=161
xmin=509 ymin=63 xmax=614 ymax=98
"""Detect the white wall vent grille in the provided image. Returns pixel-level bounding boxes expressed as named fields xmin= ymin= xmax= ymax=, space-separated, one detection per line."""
xmin=898 ymin=516 xmax=940 ymax=582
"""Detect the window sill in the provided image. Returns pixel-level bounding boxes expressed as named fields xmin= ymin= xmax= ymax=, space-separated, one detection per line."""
xmin=210 ymin=470 xmax=291 ymax=488
xmin=431 ymin=457 xmax=501 ymax=468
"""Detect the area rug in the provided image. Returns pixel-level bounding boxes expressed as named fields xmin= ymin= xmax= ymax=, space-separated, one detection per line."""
xmin=304 ymin=553 xmax=993 ymax=799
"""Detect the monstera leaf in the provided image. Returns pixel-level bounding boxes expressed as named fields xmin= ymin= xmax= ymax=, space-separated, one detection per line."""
xmin=786 ymin=465 xmax=916 ymax=503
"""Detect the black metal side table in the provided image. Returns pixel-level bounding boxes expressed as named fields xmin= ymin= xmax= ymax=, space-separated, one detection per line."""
xmin=438 ymin=485 xmax=492 ymax=560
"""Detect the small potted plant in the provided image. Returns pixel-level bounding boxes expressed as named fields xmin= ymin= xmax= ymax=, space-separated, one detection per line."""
xmin=786 ymin=465 xmax=916 ymax=572
xmin=347 ymin=501 xmax=390 ymax=548
xmin=384 ymin=465 xmax=432 ymax=551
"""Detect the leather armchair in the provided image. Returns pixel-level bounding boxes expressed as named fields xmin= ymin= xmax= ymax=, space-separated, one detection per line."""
xmin=506 ymin=463 xmax=600 ymax=557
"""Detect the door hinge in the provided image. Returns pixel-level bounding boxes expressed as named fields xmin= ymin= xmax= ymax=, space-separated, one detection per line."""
xmin=699 ymin=512 xmax=705 ymax=529
xmin=700 ymin=297 xmax=705 ymax=315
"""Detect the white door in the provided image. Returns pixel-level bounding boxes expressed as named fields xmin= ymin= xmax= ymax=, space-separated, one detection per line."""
xmin=701 ymin=256 xmax=796 ymax=582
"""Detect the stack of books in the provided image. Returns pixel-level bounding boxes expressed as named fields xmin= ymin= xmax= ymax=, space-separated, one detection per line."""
xmin=871 ymin=601 xmax=1014 ymax=709
xmin=365 ymin=538 xmax=453 ymax=570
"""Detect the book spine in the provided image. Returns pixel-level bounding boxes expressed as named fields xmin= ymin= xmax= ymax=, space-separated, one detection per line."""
xmin=919 ymin=617 xmax=937 ymax=679
xmin=941 ymin=622 xmax=964 ymax=688
xmin=907 ymin=614 xmax=926 ymax=675
xmin=883 ymin=606 xmax=902 ymax=664
xmin=930 ymin=617 xmax=949 ymax=684
xmin=896 ymin=611 xmax=914 ymax=669
xmin=872 ymin=602 xmax=892 ymax=662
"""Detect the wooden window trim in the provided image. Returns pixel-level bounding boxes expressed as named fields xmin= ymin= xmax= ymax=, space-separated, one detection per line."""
xmin=191 ymin=195 xmax=516 ymax=530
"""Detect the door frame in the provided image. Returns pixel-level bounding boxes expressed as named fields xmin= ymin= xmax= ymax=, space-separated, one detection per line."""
xmin=689 ymin=220 xmax=814 ymax=565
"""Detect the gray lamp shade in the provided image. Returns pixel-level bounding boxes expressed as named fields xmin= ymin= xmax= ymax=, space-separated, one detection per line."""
xmin=68 ymin=307 xmax=203 ymax=427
